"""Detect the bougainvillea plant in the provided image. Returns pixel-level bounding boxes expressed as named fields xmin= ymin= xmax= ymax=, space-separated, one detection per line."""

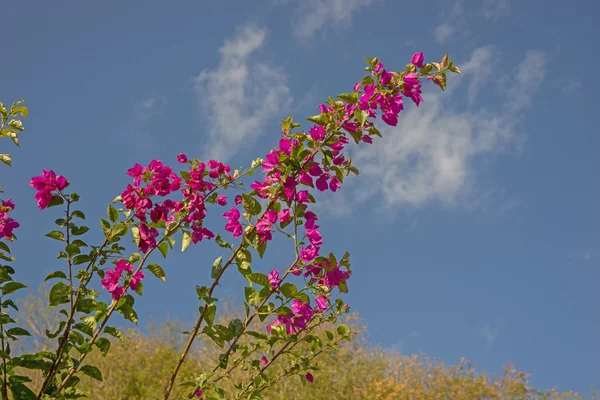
xmin=0 ymin=52 xmax=460 ymax=400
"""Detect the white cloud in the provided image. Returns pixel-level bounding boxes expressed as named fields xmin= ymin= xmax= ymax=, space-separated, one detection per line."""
xmin=323 ymin=47 xmax=546 ymax=214
xmin=434 ymin=23 xmax=456 ymax=44
xmin=479 ymin=324 xmax=498 ymax=350
xmin=561 ymin=77 xmax=581 ymax=93
xmin=482 ymin=0 xmax=511 ymax=19
xmin=193 ymin=25 xmax=291 ymax=162
xmin=133 ymin=95 xmax=166 ymax=124
xmin=434 ymin=0 xmax=511 ymax=44
xmin=292 ymin=0 xmax=375 ymax=39
xmin=506 ymin=50 xmax=546 ymax=113
xmin=434 ymin=2 xmax=464 ymax=44
xmin=460 ymin=46 xmax=495 ymax=105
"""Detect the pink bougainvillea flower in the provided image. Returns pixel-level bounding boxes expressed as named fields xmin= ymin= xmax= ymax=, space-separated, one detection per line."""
xmin=308 ymin=164 xmax=323 ymax=177
xmin=329 ymin=177 xmax=341 ymax=192
xmin=278 ymin=208 xmax=291 ymax=224
xmin=250 ymin=180 xmax=271 ymax=199
xmin=300 ymin=245 xmax=319 ymax=263
xmin=298 ymin=171 xmax=313 ymax=186
xmin=315 ymin=174 xmax=329 ymax=192
xmin=411 ymin=52 xmax=425 ymax=68
xmin=194 ymin=389 xmax=204 ymax=398
xmin=296 ymin=190 xmax=310 ymax=204
xmin=223 ymin=207 xmax=243 ymax=238
xmin=234 ymin=195 xmax=242 ymax=205
xmin=305 ymin=228 xmax=323 ymax=247
xmin=315 ymin=296 xmax=328 ymax=311
xmin=177 ymin=153 xmax=188 ymax=163
xmin=30 ymin=170 xmax=69 ymax=210
xmin=217 ymin=195 xmax=227 ymax=206
xmin=290 ymin=265 xmax=303 ymax=276
xmin=268 ymin=270 xmax=281 ymax=288
xmin=115 ymin=260 xmax=134 ymax=274
xmin=306 ymin=372 xmax=314 ymax=383
xmin=129 ymin=271 xmax=144 ymax=290
xmin=304 ymin=211 xmax=318 ymax=229
xmin=282 ymin=175 xmax=298 ymax=202
xmin=309 ymin=125 xmax=326 ymax=141
xmin=261 ymin=356 xmax=268 ymax=365
xmin=0 ymin=218 xmax=19 ymax=240
xmin=138 ymin=223 xmax=158 ymax=253
xmin=279 ymin=137 xmax=292 ymax=155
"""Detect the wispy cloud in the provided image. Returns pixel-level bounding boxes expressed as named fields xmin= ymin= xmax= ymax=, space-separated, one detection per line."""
xmin=133 ymin=95 xmax=166 ymax=124
xmin=479 ymin=323 xmax=498 ymax=351
xmin=291 ymin=0 xmax=375 ymax=39
xmin=321 ymin=47 xmax=546 ymax=215
xmin=482 ymin=0 xmax=511 ymax=19
xmin=434 ymin=0 xmax=511 ymax=44
xmin=561 ymin=77 xmax=581 ymax=93
xmin=434 ymin=2 xmax=465 ymax=44
xmin=506 ymin=50 xmax=546 ymax=113
xmin=193 ymin=25 xmax=291 ymax=162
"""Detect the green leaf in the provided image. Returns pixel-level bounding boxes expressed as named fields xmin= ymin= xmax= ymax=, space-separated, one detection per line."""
xmin=73 ymin=254 xmax=92 ymax=265
xmin=80 ymin=365 xmax=103 ymax=381
xmin=242 ymin=194 xmax=261 ymax=216
xmin=72 ymin=210 xmax=86 ymax=219
xmin=45 ymin=230 xmax=65 ymax=241
xmin=228 ymin=319 xmax=244 ymax=336
xmin=280 ymin=283 xmax=297 ymax=299
xmin=11 ymin=105 xmax=28 ymax=118
xmin=10 ymin=383 xmax=37 ymax=400
xmin=95 ymin=338 xmax=111 ymax=356
xmin=147 ymin=263 xmax=166 ymax=282
xmin=131 ymin=227 xmax=140 ymax=246
xmin=0 ymin=242 xmax=9 ymax=253
xmin=47 ymin=195 xmax=64 ymax=208
xmin=353 ymin=109 xmax=368 ymax=125
xmin=204 ymin=304 xmax=216 ymax=327
xmin=100 ymin=219 xmax=111 ymax=236
xmin=215 ymin=234 xmax=232 ymax=249
xmin=326 ymin=330 xmax=334 ymax=341
xmin=0 ymin=154 xmax=12 ymax=166
xmin=337 ymin=92 xmax=358 ymax=104
xmin=104 ymin=326 xmax=124 ymax=341
xmin=49 ymin=281 xmax=70 ymax=306
xmin=214 ymin=325 xmax=234 ymax=342
xmin=46 ymin=321 xmax=66 ymax=338
xmin=73 ymin=322 xmax=93 ymax=336
xmin=158 ymin=242 xmax=169 ymax=258
xmin=71 ymin=226 xmax=89 ymax=235
xmin=257 ymin=241 xmax=267 ymax=259
xmin=196 ymin=285 xmax=208 ymax=300
xmin=107 ymin=205 xmax=119 ymax=223
xmin=65 ymin=243 xmax=80 ymax=257
xmin=181 ymin=231 xmax=192 ymax=252
xmin=2 ymin=281 xmax=26 ymax=295
xmin=249 ymin=272 xmax=269 ymax=287
xmin=236 ymin=249 xmax=252 ymax=270
xmin=244 ymin=287 xmax=259 ymax=306
xmin=211 ymin=256 xmax=223 ymax=279
xmin=7 ymin=327 xmax=31 ymax=337
xmin=294 ymin=292 xmax=310 ymax=304
xmin=306 ymin=113 xmax=328 ymax=126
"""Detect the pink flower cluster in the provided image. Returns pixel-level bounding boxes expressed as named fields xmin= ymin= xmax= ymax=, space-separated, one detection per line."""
xmin=100 ymin=260 xmax=144 ymax=300
xmin=29 ymin=170 xmax=68 ymax=209
xmin=121 ymin=155 xmax=235 ymax=253
xmin=0 ymin=199 xmax=19 ymax=241
xmin=268 ymin=295 xmax=329 ymax=335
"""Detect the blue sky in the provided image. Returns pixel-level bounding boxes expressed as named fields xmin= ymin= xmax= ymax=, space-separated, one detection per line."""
xmin=1 ymin=0 xmax=598 ymax=394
